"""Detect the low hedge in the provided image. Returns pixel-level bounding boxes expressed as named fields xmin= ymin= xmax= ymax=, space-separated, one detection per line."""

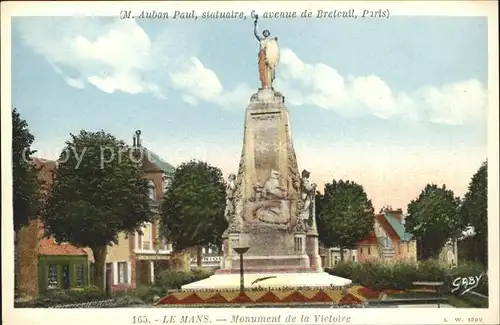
xmin=326 ymin=259 xmax=488 ymax=295
xmin=131 ymin=268 xmax=215 ymax=303
xmin=15 ymin=286 xmax=105 ymax=308
xmin=15 ymin=285 xmax=148 ymax=308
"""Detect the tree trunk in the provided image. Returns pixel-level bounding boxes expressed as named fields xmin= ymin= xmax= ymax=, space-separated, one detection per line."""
xmin=340 ymin=246 xmax=345 ymax=261
xmin=170 ymin=249 xmax=190 ymax=272
xmin=90 ymin=245 xmax=107 ymax=293
xmin=17 ymin=219 xmax=39 ymax=298
xmin=196 ymin=246 xmax=203 ymax=267
xmin=14 ymin=230 xmax=20 ymax=296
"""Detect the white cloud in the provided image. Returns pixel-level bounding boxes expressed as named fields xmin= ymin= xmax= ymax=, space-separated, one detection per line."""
xmin=17 ymin=17 xmax=252 ymax=106
xmin=64 ymin=77 xmax=85 ymax=89
xmin=169 ymin=57 xmax=253 ymax=109
xmin=170 ymin=57 xmax=224 ymax=102
xmin=276 ymin=48 xmax=487 ymax=125
xmin=18 ymin=18 xmax=164 ymax=97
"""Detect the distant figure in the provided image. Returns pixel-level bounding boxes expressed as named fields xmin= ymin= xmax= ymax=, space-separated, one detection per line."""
xmin=300 ymin=169 xmax=316 ymax=222
xmin=254 ymin=15 xmax=280 ymax=89
xmin=224 ymin=174 xmax=237 ymax=222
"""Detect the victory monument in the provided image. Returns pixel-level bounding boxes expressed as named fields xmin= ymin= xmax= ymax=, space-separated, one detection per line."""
xmin=182 ymin=16 xmax=351 ymax=290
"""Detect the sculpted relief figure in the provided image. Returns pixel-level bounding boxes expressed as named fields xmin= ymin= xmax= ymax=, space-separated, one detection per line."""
xmin=254 ymin=15 xmax=280 ymax=89
xmin=300 ymin=170 xmax=317 ymax=227
xmin=224 ymin=173 xmax=237 ymax=222
xmin=246 ymin=170 xmax=291 ymax=226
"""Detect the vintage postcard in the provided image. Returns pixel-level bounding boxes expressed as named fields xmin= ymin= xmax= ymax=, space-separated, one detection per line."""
xmin=2 ymin=1 xmax=499 ymax=325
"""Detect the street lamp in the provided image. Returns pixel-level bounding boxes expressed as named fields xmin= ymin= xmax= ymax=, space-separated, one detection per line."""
xmin=233 ymin=246 xmax=250 ymax=294
xmin=154 ymin=241 xmax=160 ymax=285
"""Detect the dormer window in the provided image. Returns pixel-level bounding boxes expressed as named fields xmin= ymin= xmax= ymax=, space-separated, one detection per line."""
xmin=148 ymin=180 xmax=156 ymax=201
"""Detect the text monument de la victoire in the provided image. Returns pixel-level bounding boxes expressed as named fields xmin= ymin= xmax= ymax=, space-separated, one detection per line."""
xmin=182 ymin=17 xmax=351 ymax=290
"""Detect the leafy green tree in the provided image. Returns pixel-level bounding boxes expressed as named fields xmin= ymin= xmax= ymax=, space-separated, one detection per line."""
xmin=405 ymin=184 xmax=464 ymax=260
xmin=12 ymin=107 xmax=40 ymax=232
xmin=316 ymin=180 xmax=375 ymax=261
xmin=12 ymin=107 xmax=41 ymax=294
xmin=460 ymin=160 xmax=487 ymax=266
xmin=43 ymin=130 xmax=152 ymax=292
xmin=160 ymin=160 xmax=227 ymax=270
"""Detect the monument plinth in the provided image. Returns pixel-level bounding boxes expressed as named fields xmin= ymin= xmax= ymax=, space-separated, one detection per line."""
xmin=181 ymin=17 xmax=350 ymax=290
xmin=220 ymin=88 xmax=315 ymax=272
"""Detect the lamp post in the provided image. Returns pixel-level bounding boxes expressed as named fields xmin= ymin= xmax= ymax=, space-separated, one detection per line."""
xmin=154 ymin=240 xmax=160 ymax=285
xmin=233 ymin=246 xmax=250 ymax=294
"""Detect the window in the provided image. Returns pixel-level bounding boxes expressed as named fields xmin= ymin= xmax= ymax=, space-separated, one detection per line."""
xmin=406 ymin=242 xmax=410 ymax=252
xmin=117 ymin=262 xmax=128 ymax=284
xmin=360 ymin=247 xmax=363 ymax=254
xmin=160 ymin=236 xmax=168 ymax=250
xmin=368 ymin=246 xmax=371 ymax=255
xmin=141 ymin=223 xmax=152 ymax=250
xmin=75 ymin=264 xmax=84 ymax=287
xmin=47 ymin=264 xmax=59 ymax=289
xmin=352 ymin=256 xmax=355 ymax=261
xmin=334 ymin=256 xmax=340 ymax=265
xmin=294 ymin=237 xmax=303 ymax=252
xmin=148 ymin=180 xmax=156 ymax=201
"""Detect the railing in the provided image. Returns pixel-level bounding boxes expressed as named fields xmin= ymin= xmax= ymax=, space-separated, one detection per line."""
xmin=15 ymin=298 xmax=121 ymax=308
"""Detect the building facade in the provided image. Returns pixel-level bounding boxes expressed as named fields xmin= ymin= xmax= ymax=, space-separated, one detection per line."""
xmin=189 ymin=245 xmax=223 ymax=269
xmin=17 ymin=133 xmax=178 ymax=296
xmin=103 ymin=131 xmax=175 ymax=293
xmin=322 ymin=247 xmax=357 ymax=268
xmin=357 ymin=209 xmax=417 ymax=262
xmin=16 ymin=159 xmax=94 ymax=296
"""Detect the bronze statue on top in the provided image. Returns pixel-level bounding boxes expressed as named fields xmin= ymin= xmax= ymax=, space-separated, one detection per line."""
xmin=254 ymin=14 xmax=280 ymax=89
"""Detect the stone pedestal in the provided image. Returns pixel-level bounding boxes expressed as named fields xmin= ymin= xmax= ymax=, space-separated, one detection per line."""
xmin=183 ymin=88 xmax=351 ymax=290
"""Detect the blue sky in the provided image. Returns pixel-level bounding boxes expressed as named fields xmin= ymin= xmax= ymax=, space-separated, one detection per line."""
xmin=11 ymin=14 xmax=488 ymax=210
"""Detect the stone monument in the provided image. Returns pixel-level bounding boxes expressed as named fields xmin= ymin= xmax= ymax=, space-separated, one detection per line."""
xmin=182 ymin=16 xmax=351 ymax=290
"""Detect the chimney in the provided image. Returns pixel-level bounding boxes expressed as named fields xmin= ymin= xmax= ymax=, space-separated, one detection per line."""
xmin=135 ymin=130 xmax=142 ymax=147
xmin=391 ymin=209 xmax=403 ymax=222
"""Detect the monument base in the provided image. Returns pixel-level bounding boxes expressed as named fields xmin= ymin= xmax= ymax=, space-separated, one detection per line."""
xmin=181 ymin=271 xmax=352 ymax=291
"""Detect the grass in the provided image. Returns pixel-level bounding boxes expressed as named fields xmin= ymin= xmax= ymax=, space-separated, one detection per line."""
xmin=386 ymin=290 xmax=488 ymax=308
xmin=447 ymin=294 xmax=488 ymax=308
xmin=386 ymin=291 xmax=437 ymax=299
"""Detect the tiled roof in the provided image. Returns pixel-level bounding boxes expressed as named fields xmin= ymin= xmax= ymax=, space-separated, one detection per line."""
xmin=37 ymin=222 xmax=94 ymax=261
xmin=358 ymin=231 xmax=378 ymax=245
xmin=383 ymin=213 xmax=413 ymax=241
xmin=375 ymin=214 xmax=399 ymax=240
xmin=142 ymin=147 xmax=175 ymax=174
xmin=358 ymin=212 xmax=414 ymax=245
xmin=39 ymin=237 xmax=88 ymax=255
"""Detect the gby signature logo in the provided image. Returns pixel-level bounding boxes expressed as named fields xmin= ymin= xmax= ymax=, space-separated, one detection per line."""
xmin=451 ymin=273 xmax=485 ymax=296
